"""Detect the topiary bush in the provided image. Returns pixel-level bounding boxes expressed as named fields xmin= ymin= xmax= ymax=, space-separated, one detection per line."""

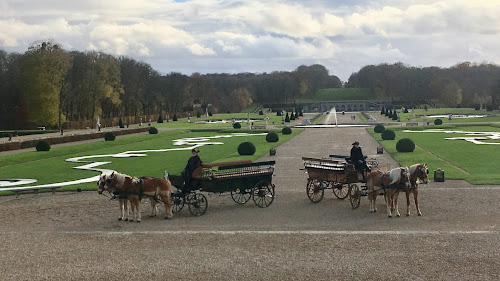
xmin=396 ymin=138 xmax=416 ymax=152
xmin=285 ymin=112 xmax=290 ymax=122
xmin=282 ymin=127 xmax=292 ymax=135
xmin=259 ymin=110 xmax=264 ymax=115
xmin=237 ymin=141 xmax=256 ymax=155
xmin=173 ymin=114 xmax=178 ymax=121
xmin=266 ymin=132 xmax=279 ymax=142
xmin=104 ymin=132 xmax=116 ymax=141
xmin=36 ymin=140 xmax=51 ymax=151
xmin=290 ymin=113 xmax=296 ymax=120
xmin=119 ymin=118 xmax=124 ymax=128
xmin=157 ymin=115 xmax=163 ymax=123
xmin=233 ymin=122 xmax=241 ymax=129
xmin=374 ymin=124 xmax=385 ymax=133
xmin=197 ymin=111 xmax=201 ymax=118
xmin=149 ymin=127 xmax=158 ymax=134
xmin=381 ymin=129 xmax=396 ymax=140
xmin=434 ymin=118 xmax=443 ymax=125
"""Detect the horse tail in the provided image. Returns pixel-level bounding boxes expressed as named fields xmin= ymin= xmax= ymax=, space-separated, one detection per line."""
xmin=163 ymin=170 xmax=169 ymax=180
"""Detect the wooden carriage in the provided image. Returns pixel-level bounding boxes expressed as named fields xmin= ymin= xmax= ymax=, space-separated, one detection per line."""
xmin=169 ymin=160 xmax=276 ymax=216
xmin=302 ymin=155 xmax=379 ymax=208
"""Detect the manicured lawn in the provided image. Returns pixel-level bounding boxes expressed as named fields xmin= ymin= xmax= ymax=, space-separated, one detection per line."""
xmin=369 ymin=124 xmax=500 ymax=184
xmin=398 ymin=108 xmax=500 ymax=124
xmin=0 ymin=128 xmax=302 ymax=194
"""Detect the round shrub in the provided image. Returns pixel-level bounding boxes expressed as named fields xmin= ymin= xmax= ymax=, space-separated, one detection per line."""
xmin=259 ymin=110 xmax=264 ymax=115
xmin=233 ymin=122 xmax=241 ymax=129
xmin=149 ymin=127 xmax=158 ymax=134
xmin=104 ymin=132 xmax=116 ymax=141
xmin=434 ymin=118 xmax=443 ymax=125
xmin=282 ymin=127 xmax=292 ymax=135
xmin=396 ymin=138 xmax=416 ymax=152
xmin=237 ymin=142 xmax=256 ymax=155
xmin=374 ymin=124 xmax=385 ymax=133
xmin=36 ymin=140 xmax=51 ymax=151
xmin=266 ymin=132 xmax=279 ymax=143
xmin=381 ymin=129 xmax=396 ymax=140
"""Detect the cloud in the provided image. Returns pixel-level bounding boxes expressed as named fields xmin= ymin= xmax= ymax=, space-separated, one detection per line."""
xmin=1 ymin=0 xmax=499 ymax=80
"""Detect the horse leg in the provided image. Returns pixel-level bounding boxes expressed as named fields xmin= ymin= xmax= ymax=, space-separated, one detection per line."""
xmin=135 ymin=198 xmax=141 ymax=222
xmin=385 ymin=192 xmax=393 ymax=218
xmin=118 ymin=199 xmax=124 ymax=221
xmin=414 ymin=189 xmax=422 ymax=216
xmin=368 ymin=193 xmax=375 ymax=212
xmin=149 ymin=198 xmax=157 ymax=217
xmin=405 ymin=190 xmax=411 ymax=216
xmin=393 ymin=191 xmax=401 ymax=217
xmin=159 ymin=194 xmax=173 ymax=219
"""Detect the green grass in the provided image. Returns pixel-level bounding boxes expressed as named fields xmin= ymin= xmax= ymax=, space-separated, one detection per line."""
xmin=296 ymin=88 xmax=376 ymax=102
xmin=369 ymin=124 xmax=500 ymax=184
xmin=0 ymin=128 xmax=302 ymax=195
xmin=399 ymin=108 xmax=500 ymax=124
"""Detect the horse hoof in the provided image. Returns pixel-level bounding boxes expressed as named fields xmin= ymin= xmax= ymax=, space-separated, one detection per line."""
xmin=418 ymin=213 xmax=422 ymax=216
xmin=149 ymin=215 xmax=154 ymax=217
xmin=136 ymin=220 xmax=141 ymax=223
xmin=388 ymin=215 xmax=392 ymax=218
xmin=118 ymin=218 xmax=122 ymax=221
xmin=406 ymin=213 xmax=410 ymax=217
xmin=124 ymin=218 xmax=128 ymax=221
xmin=396 ymin=214 xmax=400 ymax=217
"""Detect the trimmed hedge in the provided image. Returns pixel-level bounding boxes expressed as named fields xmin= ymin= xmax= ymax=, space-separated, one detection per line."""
xmin=104 ymin=132 xmax=116 ymax=141
xmin=149 ymin=127 xmax=158 ymax=134
xmin=266 ymin=132 xmax=279 ymax=142
xmin=237 ymin=141 xmax=256 ymax=155
xmin=434 ymin=118 xmax=443 ymax=125
xmin=381 ymin=129 xmax=396 ymax=140
xmin=396 ymin=138 xmax=415 ymax=152
xmin=233 ymin=122 xmax=241 ymax=129
xmin=36 ymin=140 xmax=51 ymax=151
xmin=374 ymin=125 xmax=385 ymax=133
xmin=282 ymin=127 xmax=292 ymax=135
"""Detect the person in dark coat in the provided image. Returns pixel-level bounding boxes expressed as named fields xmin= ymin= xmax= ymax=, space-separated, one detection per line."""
xmin=350 ymin=141 xmax=368 ymax=182
xmin=182 ymin=148 xmax=202 ymax=190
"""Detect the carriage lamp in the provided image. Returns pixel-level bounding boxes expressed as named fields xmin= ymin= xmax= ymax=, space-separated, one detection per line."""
xmin=269 ymin=148 xmax=276 ymax=156
xmin=377 ymin=146 xmax=383 ymax=154
xmin=434 ymin=168 xmax=445 ymax=182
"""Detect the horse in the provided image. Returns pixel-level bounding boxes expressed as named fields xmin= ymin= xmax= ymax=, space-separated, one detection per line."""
xmin=366 ymin=167 xmax=411 ymax=217
xmin=393 ymin=163 xmax=429 ymax=216
xmin=98 ymin=173 xmax=130 ymax=221
xmin=101 ymin=172 xmax=173 ymax=222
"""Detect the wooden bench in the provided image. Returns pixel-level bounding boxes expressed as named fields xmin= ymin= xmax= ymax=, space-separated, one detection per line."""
xmin=1 ymin=186 xmax=61 ymax=198
xmin=406 ymin=122 xmax=418 ymax=127
xmin=251 ymin=125 xmax=266 ymax=129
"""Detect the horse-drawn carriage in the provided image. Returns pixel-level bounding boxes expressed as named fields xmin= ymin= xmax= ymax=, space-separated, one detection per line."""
xmin=168 ymin=160 xmax=276 ymax=216
xmin=302 ymin=155 xmax=380 ymax=209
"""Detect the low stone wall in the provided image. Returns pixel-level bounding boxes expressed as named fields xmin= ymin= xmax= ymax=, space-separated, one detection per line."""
xmin=0 ymin=127 xmax=150 ymax=152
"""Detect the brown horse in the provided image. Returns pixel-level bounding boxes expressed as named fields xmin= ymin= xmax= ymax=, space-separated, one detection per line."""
xmin=393 ymin=163 xmax=429 ymax=216
xmin=366 ymin=167 xmax=411 ymax=217
xmin=98 ymin=173 xmax=130 ymax=221
xmin=101 ymin=172 xmax=173 ymax=222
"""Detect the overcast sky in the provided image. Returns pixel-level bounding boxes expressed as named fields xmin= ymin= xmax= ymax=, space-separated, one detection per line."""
xmin=1 ymin=0 xmax=499 ymax=81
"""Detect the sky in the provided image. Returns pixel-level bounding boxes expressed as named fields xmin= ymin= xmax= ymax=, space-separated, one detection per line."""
xmin=1 ymin=0 xmax=499 ymax=81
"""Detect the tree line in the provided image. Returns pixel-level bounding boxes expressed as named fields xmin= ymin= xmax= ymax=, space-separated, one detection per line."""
xmin=0 ymin=41 xmax=342 ymax=129
xmin=346 ymin=62 xmax=500 ymax=109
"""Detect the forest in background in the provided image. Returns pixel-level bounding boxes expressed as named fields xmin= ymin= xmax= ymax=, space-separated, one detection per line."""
xmin=1 ymin=41 xmax=500 ymax=129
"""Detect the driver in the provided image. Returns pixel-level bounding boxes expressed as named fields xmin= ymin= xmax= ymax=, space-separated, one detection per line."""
xmin=182 ymin=148 xmax=203 ymax=190
xmin=350 ymin=141 xmax=369 ymax=182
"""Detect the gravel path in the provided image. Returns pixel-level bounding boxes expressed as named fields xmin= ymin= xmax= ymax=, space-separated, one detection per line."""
xmin=1 ymin=113 xmax=499 ymax=280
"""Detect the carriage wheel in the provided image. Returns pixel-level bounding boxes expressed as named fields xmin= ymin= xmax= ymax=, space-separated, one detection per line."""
xmin=349 ymin=183 xmax=361 ymax=209
xmin=187 ymin=193 xmax=208 ymax=216
xmin=231 ymin=188 xmax=253 ymax=204
xmin=252 ymin=181 xmax=275 ymax=208
xmin=306 ymin=179 xmax=324 ymax=203
xmin=332 ymin=183 xmax=349 ymax=200
xmin=171 ymin=194 xmax=185 ymax=213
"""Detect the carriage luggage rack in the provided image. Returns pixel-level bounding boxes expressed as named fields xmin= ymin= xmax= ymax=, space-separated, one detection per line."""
xmin=201 ymin=161 xmax=275 ymax=180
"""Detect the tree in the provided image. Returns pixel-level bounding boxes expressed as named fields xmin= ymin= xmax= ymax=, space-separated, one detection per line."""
xmin=19 ymin=41 xmax=72 ymax=127
xmin=430 ymin=77 xmax=463 ymax=107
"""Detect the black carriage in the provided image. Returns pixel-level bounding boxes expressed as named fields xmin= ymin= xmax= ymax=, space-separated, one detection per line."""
xmin=168 ymin=160 xmax=276 ymax=216
xmin=302 ymin=155 xmax=379 ymax=209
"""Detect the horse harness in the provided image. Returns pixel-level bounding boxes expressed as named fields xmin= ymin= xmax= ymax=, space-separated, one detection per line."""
xmin=103 ymin=178 xmax=161 ymax=203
